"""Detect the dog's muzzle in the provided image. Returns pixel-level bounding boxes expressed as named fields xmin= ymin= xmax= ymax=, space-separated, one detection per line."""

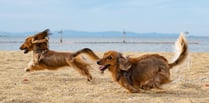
xmin=97 ymin=61 xmax=110 ymax=73
xmin=99 ymin=64 xmax=110 ymax=71
xmin=23 ymin=49 xmax=29 ymax=54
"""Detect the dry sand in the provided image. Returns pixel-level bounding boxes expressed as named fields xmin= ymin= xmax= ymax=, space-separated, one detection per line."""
xmin=0 ymin=51 xmax=209 ymax=103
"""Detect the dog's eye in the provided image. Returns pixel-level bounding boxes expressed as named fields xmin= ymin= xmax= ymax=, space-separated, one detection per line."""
xmin=107 ymin=56 xmax=112 ymax=60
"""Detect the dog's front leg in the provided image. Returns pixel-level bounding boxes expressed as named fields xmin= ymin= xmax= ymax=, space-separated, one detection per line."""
xmin=119 ymin=79 xmax=140 ymax=93
xmin=24 ymin=59 xmax=35 ymax=72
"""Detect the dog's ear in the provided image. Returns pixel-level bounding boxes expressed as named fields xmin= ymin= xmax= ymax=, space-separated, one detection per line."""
xmin=43 ymin=29 xmax=52 ymax=36
xmin=33 ymin=29 xmax=50 ymax=40
xmin=43 ymin=29 xmax=49 ymax=33
xmin=118 ymin=53 xmax=131 ymax=71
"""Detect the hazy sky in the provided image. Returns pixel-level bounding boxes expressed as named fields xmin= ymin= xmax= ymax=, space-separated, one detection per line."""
xmin=0 ymin=0 xmax=208 ymax=36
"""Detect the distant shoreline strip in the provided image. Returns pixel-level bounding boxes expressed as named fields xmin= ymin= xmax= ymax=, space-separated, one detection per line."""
xmin=0 ymin=41 xmax=199 ymax=44
xmin=73 ymin=41 xmax=199 ymax=44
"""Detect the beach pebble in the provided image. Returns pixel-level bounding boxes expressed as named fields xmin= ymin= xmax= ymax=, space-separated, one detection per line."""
xmin=23 ymin=78 xmax=29 ymax=83
xmin=23 ymin=78 xmax=29 ymax=81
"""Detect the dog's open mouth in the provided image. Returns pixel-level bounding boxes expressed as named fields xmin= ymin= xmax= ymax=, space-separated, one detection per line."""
xmin=23 ymin=49 xmax=29 ymax=54
xmin=99 ymin=64 xmax=110 ymax=72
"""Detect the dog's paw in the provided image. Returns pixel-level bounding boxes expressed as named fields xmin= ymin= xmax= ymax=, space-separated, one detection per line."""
xmin=128 ymin=89 xmax=140 ymax=93
xmin=24 ymin=68 xmax=30 ymax=72
xmin=87 ymin=75 xmax=93 ymax=81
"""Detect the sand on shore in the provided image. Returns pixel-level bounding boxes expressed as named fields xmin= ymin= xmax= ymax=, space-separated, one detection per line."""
xmin=0 ymin=51 xmax=209 ymax=103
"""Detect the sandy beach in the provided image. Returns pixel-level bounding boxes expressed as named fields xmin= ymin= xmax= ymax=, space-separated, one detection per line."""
xmin=0 ymin=51 xmax=209 ymax=103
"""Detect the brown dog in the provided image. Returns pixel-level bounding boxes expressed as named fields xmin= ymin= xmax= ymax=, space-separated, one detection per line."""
xmin=97 ymin=33 xmax=188 ymax=93
xmin=20 ymin=29 xmax=99 ymax=81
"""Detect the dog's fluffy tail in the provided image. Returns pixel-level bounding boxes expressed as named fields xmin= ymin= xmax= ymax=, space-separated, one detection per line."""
xmin=73 ymin=48 xmax=99 ymax=61
xmin=169 ymin=33 xmax=188 ymax=68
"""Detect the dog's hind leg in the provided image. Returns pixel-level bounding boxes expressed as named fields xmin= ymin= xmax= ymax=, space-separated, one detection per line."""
xmin=67 ymin=58 xmax=93 ymax=81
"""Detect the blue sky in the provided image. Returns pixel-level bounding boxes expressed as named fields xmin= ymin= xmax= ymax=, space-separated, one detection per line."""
xmin=0 ymin=0 xmax=209 ymax=36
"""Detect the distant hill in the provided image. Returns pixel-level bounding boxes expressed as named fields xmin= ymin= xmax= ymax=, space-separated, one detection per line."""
xmin=0 ymin=30 xmax=204 ymax=38
xmin=0 ymin=32 xmax=35 ymax=37
xmin=55 ymin=30 xmax=179 ymax=37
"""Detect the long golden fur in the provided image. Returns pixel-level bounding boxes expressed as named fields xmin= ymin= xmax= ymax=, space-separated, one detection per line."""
xmin=97 ymin=33 xmax=188 ymax=93
xmin=20 ymin=29 xmax=99 ymax=81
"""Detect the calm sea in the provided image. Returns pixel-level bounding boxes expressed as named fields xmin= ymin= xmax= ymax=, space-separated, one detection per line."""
xmin=0 ymin=36 xmax=208 ymax=52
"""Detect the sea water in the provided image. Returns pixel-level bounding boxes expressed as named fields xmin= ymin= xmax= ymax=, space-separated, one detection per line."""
xmin=0 ymin=36 xmax=208 ymax=52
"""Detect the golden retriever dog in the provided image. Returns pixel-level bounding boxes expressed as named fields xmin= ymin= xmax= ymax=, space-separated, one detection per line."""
xmin=97 ymin=33 xmax=188 ymax=93
xmin=20 ymin=29 xmax=99 ymax=81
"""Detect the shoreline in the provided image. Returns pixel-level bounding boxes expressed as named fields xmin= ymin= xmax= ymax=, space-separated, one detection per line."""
xmin=0 ymin=41 xmax=199 ymax=44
